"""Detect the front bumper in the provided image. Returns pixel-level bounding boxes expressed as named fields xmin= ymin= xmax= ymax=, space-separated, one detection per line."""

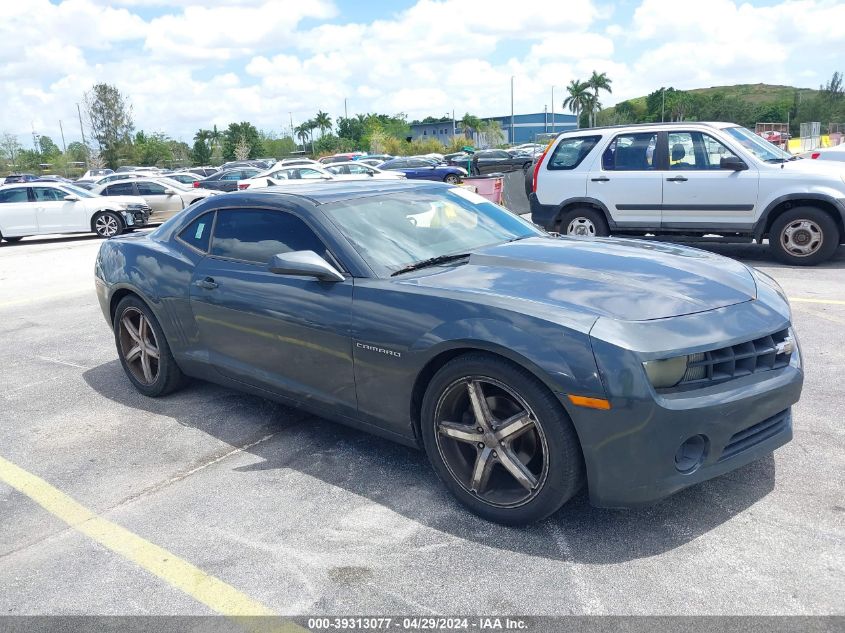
xmin=529 ymin=193 xmax=558 ymax=230
xmin=571 ymin=298 xmax=803 ymax=508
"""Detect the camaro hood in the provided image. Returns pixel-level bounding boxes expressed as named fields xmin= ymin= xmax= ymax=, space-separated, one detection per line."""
xmin=402 ymin=237 xmax=757 ymax=321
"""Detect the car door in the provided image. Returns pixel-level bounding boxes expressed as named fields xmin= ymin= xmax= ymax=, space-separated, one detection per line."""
xmin=660 ymin=130 xmax=759 ymax=231
xmin=406 ymin=158 xmax=437 ymax=180
xmin=0 ymin=186 xmax=39 ymax=236
xmin=476 ymin=150 xmax=506 ymax=173
xmin=32 ymin=186 xmax=87 ymax=232
xmin=136 ymin=180 xmax=182 ymax=221
xmin=188 ymin=207 xmax=356 ymax=416
xmin=586 ymin=131 xmax=662 ymax=229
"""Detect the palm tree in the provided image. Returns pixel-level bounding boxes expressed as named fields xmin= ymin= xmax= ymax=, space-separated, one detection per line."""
xmin=314 ymin=110 xmax=332 ymax=138
xmin=294 ymin=123 xmax=310 ymax=149
xmin=587 ymin=71 xmax=612 ymax=127
xmin=306 ymin=119 xmax=318 ymax=154
xmin=208 ymin=125 xmax=222 ymax=152
xmin=460 ymin=113 xmax=482 ymax=141
xmin=562 ymin=80 xmax=591 ymax=129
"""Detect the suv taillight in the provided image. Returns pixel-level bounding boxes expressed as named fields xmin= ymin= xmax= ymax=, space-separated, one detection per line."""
xmin=238 ymin=183 xmax=249 ymax=190
xmin=532 ymin=141 xmax=554 ymax=193
xmin=192 ymin=181 xmax=200 ymax=188
xmin=811 ymin=152 xmax=820 ymax=159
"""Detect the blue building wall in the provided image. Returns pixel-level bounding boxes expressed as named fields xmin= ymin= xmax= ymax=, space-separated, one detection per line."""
xmin=410 ymin=112 xmax=577 ymax=145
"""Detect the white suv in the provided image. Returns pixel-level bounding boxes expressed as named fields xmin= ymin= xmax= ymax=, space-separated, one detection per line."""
xmin=530 ymin=122 xmax=845 ymax=265
xmin=0 ymin=182 xmax=150 ymax=242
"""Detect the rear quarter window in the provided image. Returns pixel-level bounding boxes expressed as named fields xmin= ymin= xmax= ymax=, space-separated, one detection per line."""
xmin=548 ymin=136 xmax=601 ymax=170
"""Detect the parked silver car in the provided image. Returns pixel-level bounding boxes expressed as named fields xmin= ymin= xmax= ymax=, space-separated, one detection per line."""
xmin=91 ymin=177 xmax=218 ymax=223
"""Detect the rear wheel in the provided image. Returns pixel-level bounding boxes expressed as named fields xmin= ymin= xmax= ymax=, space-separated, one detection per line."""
xmin=560 ymin=208 xmax=609 ymax=237
xmin=769 ymin=206 xmax=839 ymax=265
xmin=114 ymin=296 xmax=187 ymax=397
xmin=421 ymin=353 xmax=585 ymax=525
xmin=444 ymin=174 xmax=460 ymax=184
xmin=93 ymin=211 xmax=124 ymax=238
xmin=3 ymin=236 xmax=23 ymax=243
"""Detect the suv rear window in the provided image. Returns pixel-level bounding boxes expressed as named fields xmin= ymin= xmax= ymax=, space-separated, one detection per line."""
xmin=548 ymin=136 xmax=600 ymax=170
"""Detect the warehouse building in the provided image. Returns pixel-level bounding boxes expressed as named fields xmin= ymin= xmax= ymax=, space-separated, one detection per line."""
xmin=409 ymin=112 xmax=577 ymax=145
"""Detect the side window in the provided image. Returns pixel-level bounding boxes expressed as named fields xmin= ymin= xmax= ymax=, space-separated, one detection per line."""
xmin=221 ymin=172 xmax=241 ymax=181
xmin=701 ymin=133 xmax=738 ymax=169
xmin=104 ymin=183 xmax=137 ymax=196
xmin=210 ymin=209 xmax=328 ymax=265
xmin=137 ymin=182 xmax=167 ymax=195
xmin=298 ymin=168 xmax=324 ymax=179
xmin=178 ymin=213 xmax=214 ymax=252
xmin=32 ymin=187 xmax=66 ymax=202
xmin=602 ymin=133 xmax=657 ymax=171
xmin=0 ymin=187 xmax=29 ymax=203
xmin=667 ymin=132 xmax=698 ymax=169
xmin=548 ymin=135 xmax=601 ymax=170
xmin=493 ymin=150 xmax=510 ymax=159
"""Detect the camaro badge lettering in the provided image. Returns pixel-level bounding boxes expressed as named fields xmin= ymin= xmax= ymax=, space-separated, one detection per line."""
xmin=356 ymin=342 xmax=401 ymax=358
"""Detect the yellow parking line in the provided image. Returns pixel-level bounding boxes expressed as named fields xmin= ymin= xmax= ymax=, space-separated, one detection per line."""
xmin=0 ymin=455 xmax=303 ymax=632
xmin=789 ymin=297 xmax=845 ymax=306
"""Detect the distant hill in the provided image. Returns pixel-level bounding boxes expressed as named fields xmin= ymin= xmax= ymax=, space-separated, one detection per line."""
xmin=599 ymin=83 xmax=823 ymax=128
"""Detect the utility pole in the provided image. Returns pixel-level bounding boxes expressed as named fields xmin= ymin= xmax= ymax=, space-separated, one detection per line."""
xmin=76 ymin=103 xmax=88 ymax=168
xmin=344 ymin=98 xmax=348 ymax=121
xmin=510 ymin=76 xmax=515 ymax=145
xmin=289 ymin=112 xmax=294 ymax=141
xmin=661 ymin=88 xmax=665 ymax=123
xmin=59 ymin=120 xmax=68 ymax=177
xmin=452 ymin=109 xmax=456 ymax=140
xmin=551 ymin=86 xmax=555 ymax=133
xmin=31 ymin=121 xmax=38 ymax=152
xmin=544 ymin=105 xmax=548 ymax=133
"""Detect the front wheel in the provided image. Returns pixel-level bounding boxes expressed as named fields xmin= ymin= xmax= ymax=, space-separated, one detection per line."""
xmin=769 ymin=206 xmax=840 ymax=265
xmin=93 ymin=212 xmax=124 ymax=238
xmin=444 ymin=174 xmax=460 ymax=184
xmin=421 ymin=353 xmax=585 ymax=525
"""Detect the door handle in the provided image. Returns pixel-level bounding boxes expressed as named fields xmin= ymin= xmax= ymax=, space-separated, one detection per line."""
xmin=194 ymin=277 xmax=218 ymax=290
xmin=666 ymin=176 xmax=688 ymax=182
xmin=591 ymin=176 xmax=610 ymax=182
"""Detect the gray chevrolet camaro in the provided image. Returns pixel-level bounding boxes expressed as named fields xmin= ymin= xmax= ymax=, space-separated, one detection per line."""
xmin=95 ymin=180 xmax=803 ymax=525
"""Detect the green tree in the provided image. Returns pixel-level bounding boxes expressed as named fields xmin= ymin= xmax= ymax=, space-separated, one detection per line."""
xmin=1 ymin=132 xmax=23 ymax=170
xmin=587 ymin=71 xmax=612 ymax=127
xmin=38 ymin=135 xmax=61 ymax=158
xmin=337 ymin=115 xmax=367 ymax=146
xmin=191 ymin=129 xmax=212 ymax=165
xmin=460 ymin=113 xmax=482 ymax=139
xmin=132 ymin=131 xmax=172 ymax=166
xmin=314 ymin=110 xmax=332 ymax=138
xmin=65 ymin=141 xmax=88 ymax=164
xmin=83 ymin=83 xmax=134 ymax=169
xmin=293 ymin=123 xmax=311 ymax=149
xmin=222 ymin=122 xmax=263 ymax=160
xmin=563 ymin=80 xmax=591 ymax=129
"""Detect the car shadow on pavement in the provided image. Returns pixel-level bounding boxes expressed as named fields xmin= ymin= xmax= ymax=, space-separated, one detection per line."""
xmin=84 ymin=361 xmax=777 ymax=565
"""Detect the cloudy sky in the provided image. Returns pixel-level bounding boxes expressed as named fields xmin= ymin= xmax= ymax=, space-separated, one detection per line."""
xmin=2 ymin=0 xmax=843 ymax=146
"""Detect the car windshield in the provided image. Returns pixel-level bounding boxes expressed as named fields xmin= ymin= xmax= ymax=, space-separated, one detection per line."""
xmin=156 ymin=177 xmax=190 ymax=190
xmin=321 ymin=187 xmax=543 ymax=277
xmin=60 ymin=184 xmax=97 ymax=198
xmin=723 ymin=126 xmax=794 ymax=163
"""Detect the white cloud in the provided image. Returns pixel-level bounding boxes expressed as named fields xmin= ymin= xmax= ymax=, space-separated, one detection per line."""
xmin=1 ymin=0 xmax=844 ymax=146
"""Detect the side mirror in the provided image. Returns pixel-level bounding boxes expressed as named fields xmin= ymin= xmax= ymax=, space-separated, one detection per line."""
xmin=267 ymin=250 xmax=345 ymax=282
xmin=163 ymin=188 xmax=176 ymax=195
xmin=720 ymin=156 xmax=748 ymax=171
xmin=63 ymin=194 xmax=80 ymax=201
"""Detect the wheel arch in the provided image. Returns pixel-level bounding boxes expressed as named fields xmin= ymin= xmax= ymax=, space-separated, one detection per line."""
xmin=554 ymin=197 xmax=615 ymax=232
xmin=755 ymin=194 xmax=845 ymax=243
xmin=409 ymin=342 xmax=582 ymax=446
xmin=89 ymin=208 xmax=124 ymax=233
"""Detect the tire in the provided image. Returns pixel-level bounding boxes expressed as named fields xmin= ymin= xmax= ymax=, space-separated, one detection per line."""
xmin=113 ymin=295 xmax=187 ymax=397
xmin=559 ymin=207 xmax=609 ymax=237
xmin=769 ymin=206 xmax=840 ymax=266
xmin=93 ymin=211 xmax=124 ymax=238
xmin=420 ymin=352 xmax=585 ymax=525
xmin=3 ymin=236 xmax=23 ymax=243
xmin=444 ymin=174 xmax=460 ymax=184
xmin=522 ymin=162 xmax=532 ymax=171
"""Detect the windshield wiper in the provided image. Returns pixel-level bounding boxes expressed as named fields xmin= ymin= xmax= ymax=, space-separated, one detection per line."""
xmin=391 ymin=253 xmax=471 ymax=277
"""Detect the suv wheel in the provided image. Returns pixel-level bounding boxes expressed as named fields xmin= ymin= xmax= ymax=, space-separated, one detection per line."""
xmin=560 ymin=208 xmax=609 ymax=237
xmin=770 ymin=206 xmax=840 ymax=265
xmin=421 ymin=353 xmax=585 ymax=525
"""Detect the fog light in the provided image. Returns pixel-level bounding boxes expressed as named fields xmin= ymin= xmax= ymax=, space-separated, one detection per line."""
xmin=675 ymin=435 xmax=708 ymax=473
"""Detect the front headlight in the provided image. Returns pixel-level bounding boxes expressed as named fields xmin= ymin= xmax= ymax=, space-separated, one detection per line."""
xmin=643 ymin=355 xmax=690 ymax=389
xmin=750 ymin=266 xmax=787 ymax=303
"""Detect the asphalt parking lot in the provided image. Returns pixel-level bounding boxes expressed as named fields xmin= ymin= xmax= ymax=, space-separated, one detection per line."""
xmin=1 ymin=227 xmax=843 ymax=618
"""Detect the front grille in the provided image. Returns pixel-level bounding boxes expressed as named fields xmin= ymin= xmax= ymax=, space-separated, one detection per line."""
xmin=719 ymin=409 xmax=790 ymax=461
xmin=678 ymin=329 xmax=791 ymax=387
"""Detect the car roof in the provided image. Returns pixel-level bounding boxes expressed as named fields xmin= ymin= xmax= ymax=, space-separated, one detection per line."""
xmin=242 ymin=179 xmax=448 ymax=205
xmin=560 ymin=121 xmax=738 ymax=135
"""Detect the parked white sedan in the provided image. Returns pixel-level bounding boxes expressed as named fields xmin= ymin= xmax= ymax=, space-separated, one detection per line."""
xmin=324 ymin=161 xmax=405 ymax=179
xmin=91 ymin=177 xmax=218 ymax=223
xmin=237 ymin=162 xmax=403 ymax=190
xmin=0 ymin=182 xmax=150 ymax=241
